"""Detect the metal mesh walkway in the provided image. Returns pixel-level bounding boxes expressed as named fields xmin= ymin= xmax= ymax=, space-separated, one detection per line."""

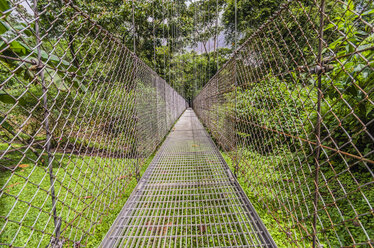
xmin=100 ymin=109 xmax=276 ymax=247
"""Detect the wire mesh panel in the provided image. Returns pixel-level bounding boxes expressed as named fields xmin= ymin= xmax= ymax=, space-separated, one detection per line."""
xmin=0 ymin=0 xmax=186 ymax=247
xmin=194 ymin=0 xmax=373 ymax=247
xmin=101 ymin=109 xmax=276 ymax=247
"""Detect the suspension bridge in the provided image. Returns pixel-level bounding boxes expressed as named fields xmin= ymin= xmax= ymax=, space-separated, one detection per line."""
xmin=0 ymin=0 xmax=373 ymax=247
xmin=100 ymin=109 xmax=276 ymax=247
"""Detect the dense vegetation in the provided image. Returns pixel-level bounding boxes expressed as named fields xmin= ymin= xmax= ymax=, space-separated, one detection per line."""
xmin=194 ymin=0 xmax=373 ymax=247
xmin=1 ymin=0 xmax=373 ymax=247
xmin=1 ymin=0 xmax=184 ymax=246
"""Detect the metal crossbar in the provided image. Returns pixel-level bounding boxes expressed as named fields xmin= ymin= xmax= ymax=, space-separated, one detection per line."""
xmin=0 ymin=1 xmax=186 ymax=247
xmin=194 ymin=0 xmax=374 ymax=247
xmin=101 ymin=109 xmax=276 ymax=247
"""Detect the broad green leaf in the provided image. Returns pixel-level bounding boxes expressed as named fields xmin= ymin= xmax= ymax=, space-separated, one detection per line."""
xmin=0 ymin=92 xmax=16 ymax=104
xmin=0 ymin=20 xmax=9 ymax=34
xmin=73 ymin=78 xmax=87 ymax=93
xmin=9 ymin=40 xmax=31 ymax=55
xmin=0 ymin=0 xmax=10 ymax=14
xmin=10 ymin=41 xmax=26 ymax=54
xmin=324 ymin=23 xmax=335 ymax=31
xmin=361 ymin=9 xmax=374 ymax=16
xmin=0 ymin=92 xmax=28 ymax=107
xmin=328 ymin=37 xmax=343 ymax=50
xmin=353 ymin=64 xmax=365 ymax=73
xmin=357 ymin=44 xmax=373 ymax=51
xmin=356 ymin=30 xmax=368 ymax=36
xmin=40 ymin=50 xmax=66 ymax=65
xmin=44 ymin=68 xmax=68 ymax=91
xmin=38 ymin=50 xmax=80 ymax=76
xmin=13 ymin=23 xmax=33 ymax=36
xmin=39 ymin=50 xmax=74 ymax=72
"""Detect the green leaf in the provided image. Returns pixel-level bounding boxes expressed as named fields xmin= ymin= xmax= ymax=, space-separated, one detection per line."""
xmin=357 ymin=44 xmax=373 ymax=51
xmin=0 ymin=92 xmax=28 ymax=107
xmin=0 ymin=0 xmax=10 ymax=14
xmin=328 ymin=37 xmax=343 ymax=50
xmin=13 ymin=23 xmax=33 ymax=36
xmin=361 ymin=9 xmax=374 ymax=16
xmin=44 ymin=68 xmax=68 ymax=91
xmin=0 ymin=20 xmax=9 ymax=34
xmin=39 ymin=50 xmax=75 ymax=72
xmin=356 ymin=30 xmax=368 ymax=36
xmin=73 ymin=78 xmax=87 ymax=92
xmin=353 ymin=64 xmax=365 ymax=73
xmin=40 ymin=50 xmax=62 ymax=64
xmin=324 ymin=23 xmax=335 ymax=31
xmin=0 ymin=92 xmax=16 ymax=104
xmin=9 ymin=40 xmax=31 ymax=55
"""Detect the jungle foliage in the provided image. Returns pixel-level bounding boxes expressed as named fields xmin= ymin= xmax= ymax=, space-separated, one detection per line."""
xmin=198 ymin=0 xmax=373 ymax=246
xmin=1 ymin=0 xmax=373 ymax=247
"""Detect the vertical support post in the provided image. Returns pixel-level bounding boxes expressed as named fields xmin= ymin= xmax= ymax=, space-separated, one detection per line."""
xmin=234 ymin=56 xmax=239 ymax=178
xmin=152 ymin=0 xmax=156 ymax=73
xmin=233 ymin=0 xmax=239 ymax=178
xmin=131 ymin=0 xmax=139 ymax=182
xmin=132 ymin=58 xmax=140 ymax=182
xmin=155 ymin=76 xmax=159 ymax=145
xmin=216 ymin=77 xmax=219 ymax=135
xmin=215 ymin=0 xmax=219 ymax=135
xmin=130 ymin=0 xmax=140 ymax=182
xmin=234 ymin=0 xmax=237 ymax=51
xmin=33 ymin=0 xmax=61 ymax=245
xmin=313 ymin=0 xmax=325 ymax=247
xmin=215 ymin=0 xmax=219 ymax=71
xmin=132 ymin=0 xmax=136 ymax=54
xmin=165 ymin=82 xmax=168 ymax=131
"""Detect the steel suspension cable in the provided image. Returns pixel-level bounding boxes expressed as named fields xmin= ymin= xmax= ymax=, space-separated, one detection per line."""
xmin=216 ymin=0 xmax=219 ymax=71
xmin=168 ymin=0 xmax=171 ymax=86
xmin=152 ymin=0 xmax=156 ymax=72
xmin=193 ymin=0 xmax=197 ymax=99
xmin=132 ymin=0 xmax=136 ymax=54
xmin=235 ymin=0 xmax=237 ymax=50
xmin=162 ymin=0 xmax=166 ymax=78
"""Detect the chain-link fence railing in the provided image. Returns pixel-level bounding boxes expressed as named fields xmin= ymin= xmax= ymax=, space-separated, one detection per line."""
xmin=0 ymin=0 xmax=186 ymax=247
xmin=194 ymin=0 xmax=373 ymax=247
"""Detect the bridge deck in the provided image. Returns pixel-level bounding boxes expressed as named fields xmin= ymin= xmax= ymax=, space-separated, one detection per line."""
xmin=100 ymin=109 xmax=276 ymax=247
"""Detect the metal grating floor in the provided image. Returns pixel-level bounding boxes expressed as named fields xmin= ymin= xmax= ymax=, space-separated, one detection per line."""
xmin=100 ymin=109 xmax=276 ymax=247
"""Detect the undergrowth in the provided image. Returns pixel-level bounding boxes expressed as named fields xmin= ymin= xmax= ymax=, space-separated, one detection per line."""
xmin=0 ymin=142 xmax=152 ymax=247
